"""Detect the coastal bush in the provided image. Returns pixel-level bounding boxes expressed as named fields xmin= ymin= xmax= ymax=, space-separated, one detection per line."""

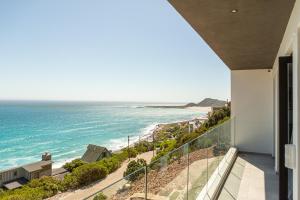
xmin=175 ymin=132 xmax=199 ymax=148
xmin=111 ymin=151 xmax=128 ymax=163
xmin=62 ymin=173 xmax=79 ymax=189
xmin=203 ymin=107 xmax=230 ymax=128
xmin=134 ymin=140 xmax=153 ymax=153
xmin=127 ymin=147 xmax=138 ymax=158
xmin=63 ymin=159 xmax=87 ymax=172
xmin=93 ymin=192 xmax=107 ymax=200
xmin=27 ymin=176 xmax=64 ymax=197
xmin=0 ymin=187 xmax=45 ymax=200
xmin=155 ymin=124 xmax=186 ymax=141
xmin=174 ymin=106 xmax=231 ymax=148
xmin=97 ymin=156 xmax=121 ymax=173
xmin=151 ymin=140 xmax=176 ymax=161
xmin=123 ymin=159 xmax=147 ymax=181
xmin=72 ymin=163 xmax=108 ymax=186
xmin=113 ymin=147 xmax=137 ymax=161
xmin=0 ymin=177 xmax=65 ymax=200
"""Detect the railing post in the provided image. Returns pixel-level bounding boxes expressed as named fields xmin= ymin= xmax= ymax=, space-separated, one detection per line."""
xmin=145 ymin=166 xmax=148 ymax=200
xmin=231 ymin=117 xmax=236 ymax=147
xmin=186 ymin=143 xmax=190 ymax=200
xmin=153 ymin=134 xmax=155 ymax=157
xmin=206 ymin=144 xmax=208 ymax=195
xmin=128 ymin=135 xmax=130 ymax=161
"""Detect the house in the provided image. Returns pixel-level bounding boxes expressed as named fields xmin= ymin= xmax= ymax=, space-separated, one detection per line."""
xmin=167 ymin=0 xmax=300 ymax=199
xmin=81 ymin=144 xmax=111 ymax=163
xmin=0 ymin=152 xmax=52 ymax=190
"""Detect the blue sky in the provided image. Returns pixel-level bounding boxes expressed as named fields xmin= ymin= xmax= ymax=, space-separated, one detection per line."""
xmin=0 ymin=0 xmax=230 ymax=103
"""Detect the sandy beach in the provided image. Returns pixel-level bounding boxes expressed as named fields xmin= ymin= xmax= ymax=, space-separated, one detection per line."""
xmin=185 ymin=106 xmax=212 ymax=113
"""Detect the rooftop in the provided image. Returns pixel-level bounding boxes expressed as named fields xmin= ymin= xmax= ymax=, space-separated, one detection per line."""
xmin=81 ymin=144 xmax=110 ymax=163
xmin=22 ymin=160 xmax=52 ymax=173
xmin=3 ymin=177 xmax=28 ymax=190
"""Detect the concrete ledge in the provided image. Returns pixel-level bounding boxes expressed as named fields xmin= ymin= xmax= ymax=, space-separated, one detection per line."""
xmin=197 ymin=147 xmax=238 ymax=200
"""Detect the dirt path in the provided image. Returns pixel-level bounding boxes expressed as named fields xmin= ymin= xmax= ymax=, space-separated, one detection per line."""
xmin=49 ymin=151 xmax=154 ymax=200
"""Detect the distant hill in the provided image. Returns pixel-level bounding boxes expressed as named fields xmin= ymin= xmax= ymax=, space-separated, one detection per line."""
xmin=196 ymin=98 xmax=227 ymax=107
xmin=146 ymin=98 xmax=227 ymax=109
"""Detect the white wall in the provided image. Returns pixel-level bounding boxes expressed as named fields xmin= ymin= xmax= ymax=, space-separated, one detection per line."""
xmin=271 ymin=1 xmax=300 ymax=199
xmin=231 ymin=69 xmax=273 ymax=154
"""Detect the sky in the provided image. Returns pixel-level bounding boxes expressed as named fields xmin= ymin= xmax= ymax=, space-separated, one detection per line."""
xmin=0 ymin=0 xmax=230 ymax=103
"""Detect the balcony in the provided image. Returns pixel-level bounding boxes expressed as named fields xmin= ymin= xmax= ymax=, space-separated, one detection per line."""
xmin=219 ymin=153 xmax=278 ymax=200
xmin=82 ymin=118 xmax=279 ymax=200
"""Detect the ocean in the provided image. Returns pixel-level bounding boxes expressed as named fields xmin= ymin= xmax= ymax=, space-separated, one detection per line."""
xmin=0 ymin=101 xmax=205 ymax=170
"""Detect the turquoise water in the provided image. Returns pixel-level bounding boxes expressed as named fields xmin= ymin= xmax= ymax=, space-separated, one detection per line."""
xmin=0 ymin=101 xmax=205 ymax=170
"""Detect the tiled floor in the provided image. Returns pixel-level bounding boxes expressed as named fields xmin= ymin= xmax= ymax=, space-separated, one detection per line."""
xmin=218 ymin=153 xmax=278 ymax=200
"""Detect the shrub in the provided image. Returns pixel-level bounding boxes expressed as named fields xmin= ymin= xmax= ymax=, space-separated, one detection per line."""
xmin=152 ymin=140 xmax=176 ymax=161
xmin=27 ymin=176 xmax=64 ymax=197
xmin=62 ymin=173 xmax=79 ymax=189
xmin=134 ymin=141 xmax=153 ymax=153
xmin=93 ymin=192 xmax=107 ymax=200
xmin=117 ymin=147 xmax=138 ymax=159
xmin=63 ymin=159 xmax=87 ymax=172
xmin=123 ymin=159 xmax=147 ymax=181
xmin=97 ymin=157 xmax=121 ymax=173
xmin=0 ymin=187 xmax=45 ymax=200
xmin=127 ymin=147 xmax=138 ymax=158
xmin=111 ymin=151 xmax=128 ymax=163
xmin=72 ymin=163 xmax=108 ymax=186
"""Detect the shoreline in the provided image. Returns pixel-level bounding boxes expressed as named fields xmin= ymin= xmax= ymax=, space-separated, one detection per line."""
xmin=52 ymin=113 xmax=208 ymax=169
xmin=0 ymin=107 xmax=209 ymax=171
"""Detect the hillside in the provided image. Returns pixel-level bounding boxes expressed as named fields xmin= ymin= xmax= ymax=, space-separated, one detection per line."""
xmin=196 ymin=98 xmax=227 ymax=107
xmin=146 ymin=98 xmax=227 ymax=109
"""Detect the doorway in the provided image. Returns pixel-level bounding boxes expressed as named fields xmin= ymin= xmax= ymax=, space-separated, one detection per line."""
xmin=279 ymin=55 xmax=293 ymax=200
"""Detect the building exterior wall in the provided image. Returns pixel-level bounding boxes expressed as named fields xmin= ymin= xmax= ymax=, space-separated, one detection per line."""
xmin=0 ymin=163 xmax=52 ymax=187
xmin=272 ymin=1 xmax=300 ymax=199
xmin=39 ymin=164 xmax=52 ymax=177
xmin=231 ymin=69 xmax=274 ymax=154
xmin=0 ymin=168 xmax=25 ymax=187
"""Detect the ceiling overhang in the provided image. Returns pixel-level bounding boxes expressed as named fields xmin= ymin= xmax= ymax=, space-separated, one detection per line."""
xmin=168 ymin=0 xmax=295 ymax=70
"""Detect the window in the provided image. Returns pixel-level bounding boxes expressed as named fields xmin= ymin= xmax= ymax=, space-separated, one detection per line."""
xmin=13 ymin=171 xmax=17 ymax=176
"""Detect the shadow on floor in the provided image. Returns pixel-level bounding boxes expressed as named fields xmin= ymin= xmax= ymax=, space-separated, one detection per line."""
xmin=218 ymin=153 xmax=278 ymax=200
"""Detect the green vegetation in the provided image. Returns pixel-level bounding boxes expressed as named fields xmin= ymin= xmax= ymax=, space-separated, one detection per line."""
xmin=134 ymin=140 xmax=153 ymax=153
xmin=97 ymin=156 xmax=121 ymax=173
xmin=152 ymin=139 xmax=176 ymax=161
xmin=155 ymin=123 xmax=187 ymax=141
xmin=0 ymin=149 xmax=139 ymax=200
xmin=123 ymin=159 xmax=147 ymax=181
xmin=0 ymin=105 xmax=230 ymax=200
xmin=126 ymin=147 xmax=138 ymax=158
xmin=68 ymin=163 xmax=108 ymax=187
xmin=63 ymin=159 xmax=86 ymax=172
xmin=0 ymin=177 xmax=65 ymax=200
xmin=151 ymin=106 xmax=231 ymax=165
xmin=93 ymin=192 xmax=107 ymax=200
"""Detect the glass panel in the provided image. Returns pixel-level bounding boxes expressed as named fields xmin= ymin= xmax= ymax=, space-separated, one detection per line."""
xmin=206 ymin=127 xmax=220 ymax=180
xmin=147 ymin=145 xmax=188 ymax=199
xmin=85 ymin=167 xmax=146 ymax=200
xmin=186 ymin=134 xmax=209 ymax=199
xmin=84 ymin=119 xmax=234 ymax=200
